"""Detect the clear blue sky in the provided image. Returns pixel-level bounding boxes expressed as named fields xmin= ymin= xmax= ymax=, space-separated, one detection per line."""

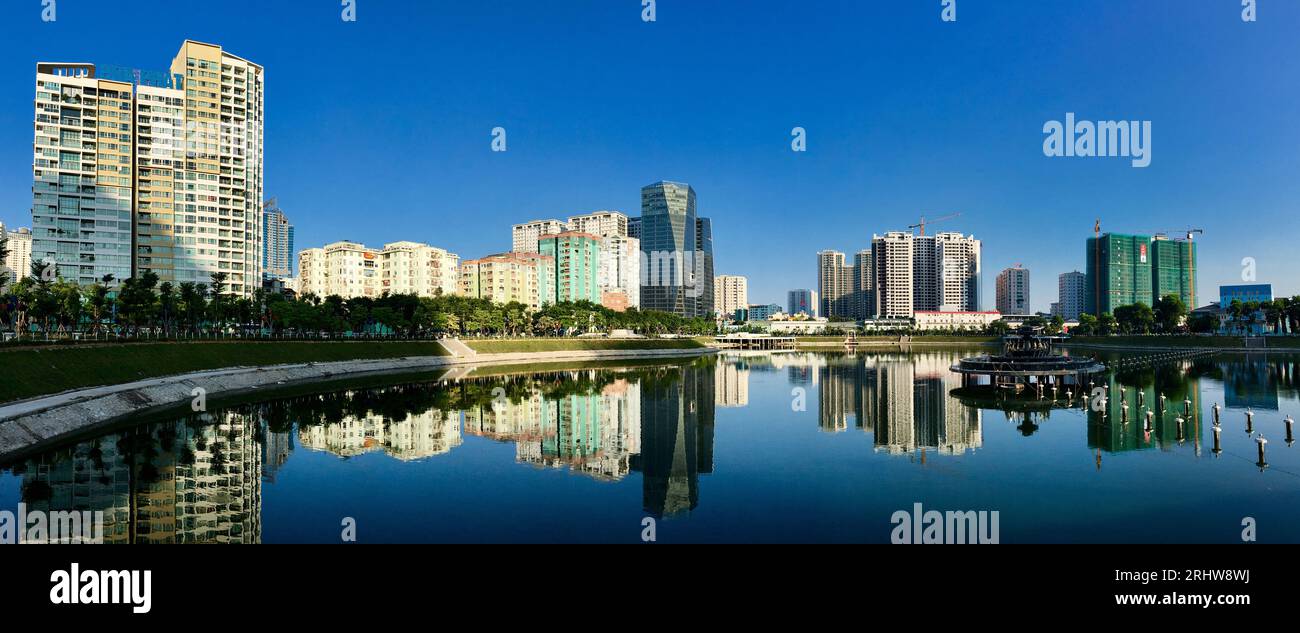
xmin=2 ymin=0 xmax=1298 ymax=311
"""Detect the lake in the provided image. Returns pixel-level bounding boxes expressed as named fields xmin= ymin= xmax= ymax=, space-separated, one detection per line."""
xmin=3 ymin=347 xmax=1298 ymax=543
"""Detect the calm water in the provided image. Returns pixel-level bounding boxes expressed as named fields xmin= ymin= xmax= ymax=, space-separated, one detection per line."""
xmin=3 ymin=348 xmax=1299 ymax=543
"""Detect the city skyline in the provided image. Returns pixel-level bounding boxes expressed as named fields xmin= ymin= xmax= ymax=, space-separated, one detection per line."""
xmin=3 ymin=2 xmax=1299 ymax=312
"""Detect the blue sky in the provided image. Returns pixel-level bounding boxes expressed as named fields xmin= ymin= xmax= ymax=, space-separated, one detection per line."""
xmin=2 ymin=0 xmax=1297 ymax=311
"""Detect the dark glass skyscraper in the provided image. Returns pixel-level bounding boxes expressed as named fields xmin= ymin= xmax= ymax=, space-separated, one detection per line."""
xmin=639 ymin=181 xmax=714 ymax=317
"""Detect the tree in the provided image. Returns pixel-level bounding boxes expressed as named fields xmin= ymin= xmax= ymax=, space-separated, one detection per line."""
xmin=1097 ymin=313 xmax=1118 ymax=336
xmin=1047 ymin=315 xmax=1065 ymax=335
xmin=988 ymin=320 xmax=1011 ymax=336
xmin=1075 ymin=313 xmax=1098 ymax=336
xmin=1153 ymin=294 xmax=1187 ymax=333
xmin=1114 ymin=303 xmax=1154 ymax=334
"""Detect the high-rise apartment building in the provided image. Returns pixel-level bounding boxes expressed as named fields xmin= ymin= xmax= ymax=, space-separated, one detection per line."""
xmin=1057 ymin=271 xmax=1086 ymax=321
xmin=261 ymin=198 xmax=294 ymax=281
xmin=380 ymin=241 xmax=460 ymax=297
xmin=640 ymin=181 xmax=713 ymax=317
xmin=1 ymin=222 xmax=33 ymax=284
xmin=853 ymin=249 xmax=874 ymax=320
xmin=459 ymin=252 xmax=552 ymax=308
xmin=788 ymin=289 xmax=818 ymax=318
xmin=714 ymin=275 xmax=748 ymax=319
xmin=865 ymin=231 xmax=980 ymax=319
xmin=911 ymin=233 xmax=981 ymax=312
xmin=511 ymin=219 xmax=565 ymax=253
xmin=695 ymin=217 xmax=715 ymax=317
xmin=598 ymin=235 xmax=640 ymax=311
xmin=32 ymin=41 xmax=265 ymax=296
xmin=567 ymin=211 xmax=629 ymax=239
xmin=817 ymin=250 xmax=855 ymax=319
xmin=995 ymin=266 xmax=1030 ymax=315
xmin=540 ymin=231 xmax=601 ymax=304
xmin=871 ymin=233 xmax=915 ymax=318
xmin=1150 ymin=235 xmax=1197 ymax=309
xmin=1086 ymin=232 xmax=1197 ymax=316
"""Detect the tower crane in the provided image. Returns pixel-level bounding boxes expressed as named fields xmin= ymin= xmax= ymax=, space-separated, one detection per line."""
xmin=909 ymin=212 xmax=961 ymax=236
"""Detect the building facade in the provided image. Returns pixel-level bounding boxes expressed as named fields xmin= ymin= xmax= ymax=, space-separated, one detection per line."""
xmin=0 ymin=223 xmax=33 ymax=284
xmin=296 ymin=241 xmax=379 ymax=299
xmin=598 ymin=235 xmax=640 ymax=311
xmin=568 ymin=211 xmax=629 ymax=239
xmin=261 ymin=198 xmax=294 ymax=281
xmin=817 ymin=250 xmax=855 ymax=319
xmin=1056 ymin=271 xmax=1086 ymax=321
xmin=1220 ymin=284 xmax=1272 ymax=305
xmin=540 ymin=231 xmax=601 ymax=304
xmin=380 ymin=241 xmax=459 ymax=297
xmin=459 ymin=252 xmax=552 ymax=308
xmin=787 ymin=289 xmax=818 ymax=318
xmin=995 ymin=266 xmax=1030 ymax=315
xmin=511 ymin=219 xmax=566 ymax=253
xmin=32 ymin=41 xmax=264 ymax=296
xmin=1150 ymin=235 xmax=1197 ymax=309
xmin=914 ymin=311 xmax=1002 ymax=332
xmin=639 ymin=181 xmax=712 ymax=317
xmin=714 ymin=275 xmax=748 ymax=320
xmin=872 ymin=233 xmax=915 ymax=319
xmin=1086 ymin=233 xmax=1195 ymax=315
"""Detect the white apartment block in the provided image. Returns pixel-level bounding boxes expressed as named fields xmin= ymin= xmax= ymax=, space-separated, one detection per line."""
xmin=297 ymin=241 xmax=378 ymax=299
xmin=511 ymin=219 xmax=565 ymax=253
xmin=872 ymin=233 xmax=915 ymax=319
xmin=380 ymin=241 xmax=459 ymax=298
xmin=300 ymin=240 xmax=459 ymax=299
xmin=714 ymin=274 xmax=748 ymax=318
xmin=0 ymin=223 xmax=33 ymax=284
xmin=1057 ymin=271 xmax=1086 ymax=321
xmin=913 ymin=310 xmax=1001 ymax=331
xmin=512 ymin=211 xmax=631 ymax=253
xmin=932 ymin=232 xmax=981 ymax=312
xmin=567 ymin=211 xmax=629 ymax=239
xmin=996 ymin=266 xmax=1031 ymax=315
xmin=598 ymin=235 xmax=640 ymax=310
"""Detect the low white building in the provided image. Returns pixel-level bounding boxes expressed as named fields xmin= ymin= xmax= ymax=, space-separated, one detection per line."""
xmin=913 ymin=311 xmax=1002 ymax=332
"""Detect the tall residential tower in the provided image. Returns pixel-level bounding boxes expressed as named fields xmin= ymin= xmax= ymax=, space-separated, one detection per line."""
xmin=32 ymin=41 xmax=265 ymax=296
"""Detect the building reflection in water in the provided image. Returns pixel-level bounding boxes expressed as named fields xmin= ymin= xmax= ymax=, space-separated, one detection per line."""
xmin=11 ymin=412 xmax=262 ymax=543
xmin=1087 ymin=364 xmax=1203 ymax=455
xmin=7 ymin=352 xmax=1288 ymax=540
xmin=761 ymin=351 xmax=983 ymax=457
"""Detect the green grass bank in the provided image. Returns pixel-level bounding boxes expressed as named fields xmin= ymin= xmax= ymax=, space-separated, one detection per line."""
xmin=1065 ymin=336 xmax=1300 ymax=349
xmin=0 ymin=341 xmax=449 ymax=405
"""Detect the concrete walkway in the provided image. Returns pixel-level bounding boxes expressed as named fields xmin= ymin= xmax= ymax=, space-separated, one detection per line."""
xmin=0 ymin=344 xmax=714 ymax=460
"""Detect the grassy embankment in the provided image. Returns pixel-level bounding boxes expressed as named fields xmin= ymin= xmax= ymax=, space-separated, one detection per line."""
xmin=0 ymin=341 xmax=449 ymax=405
xmin=464 ymin=338 xmax=706 ymax=354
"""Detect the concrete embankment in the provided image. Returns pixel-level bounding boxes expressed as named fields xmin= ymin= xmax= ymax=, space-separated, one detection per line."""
xmin=0 ymin=345 xmax=712 ymax=460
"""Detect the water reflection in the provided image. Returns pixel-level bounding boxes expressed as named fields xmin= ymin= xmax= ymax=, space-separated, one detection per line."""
xmin=2 ymin=350 xmax=1298 ymax=542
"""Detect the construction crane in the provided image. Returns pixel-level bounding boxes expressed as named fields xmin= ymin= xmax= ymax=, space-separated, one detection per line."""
xmin=909 ymin=212 xmax=961 ymax=236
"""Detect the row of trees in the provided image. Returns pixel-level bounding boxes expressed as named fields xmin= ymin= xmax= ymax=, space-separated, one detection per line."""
xmin=1072 ymin=295 xmax=1189 ymax=336
xmin=0 ymin=253 xmax=717 ymax=338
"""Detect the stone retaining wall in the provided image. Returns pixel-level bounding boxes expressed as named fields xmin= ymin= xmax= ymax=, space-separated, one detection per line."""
xmin=0 ymin=347 xmax=713 ymax=460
